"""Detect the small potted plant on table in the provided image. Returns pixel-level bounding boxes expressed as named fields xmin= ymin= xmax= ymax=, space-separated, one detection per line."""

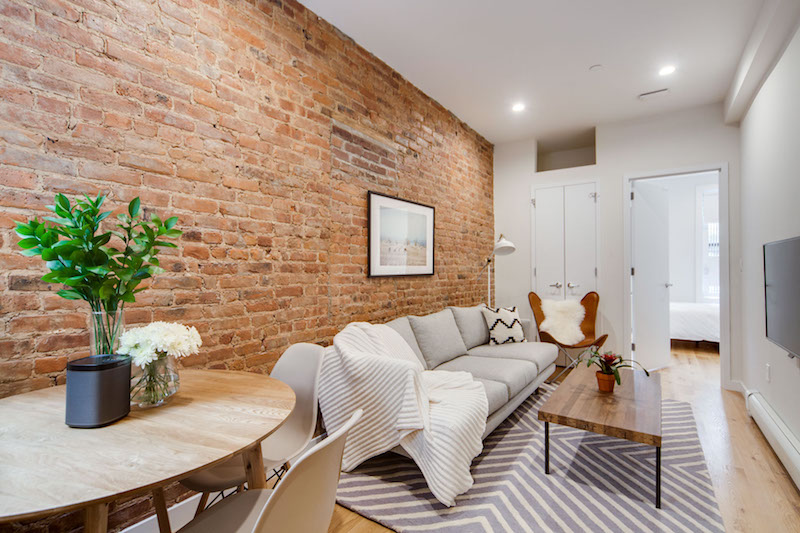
xmin=582 ymin=349 xmax=650 ymax=393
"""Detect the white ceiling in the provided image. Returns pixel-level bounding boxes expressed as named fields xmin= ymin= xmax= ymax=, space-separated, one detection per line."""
xmin=301 ymin=0 xmax=764 ymax=146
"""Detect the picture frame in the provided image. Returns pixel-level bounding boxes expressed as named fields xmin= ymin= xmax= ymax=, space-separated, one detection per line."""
xmin=368 ymin=191 xmax=435 ymax=277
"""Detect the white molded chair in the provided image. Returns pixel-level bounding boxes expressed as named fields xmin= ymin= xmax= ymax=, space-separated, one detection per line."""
xmin=180 ymin=343 xmax=325 ymax=513
xmin=178 ymin=409 xmax=362 ymax=533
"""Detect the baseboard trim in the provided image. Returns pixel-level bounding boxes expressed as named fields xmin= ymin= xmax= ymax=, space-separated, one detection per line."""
xmin=121 ymin=493 xmax=202 ymax=533
xmin=746 ymin=390 xmax=800 ymax=490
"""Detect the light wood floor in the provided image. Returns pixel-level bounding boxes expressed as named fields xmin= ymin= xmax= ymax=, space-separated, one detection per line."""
xmin=328 ymin=343 xmax=800 ymax=532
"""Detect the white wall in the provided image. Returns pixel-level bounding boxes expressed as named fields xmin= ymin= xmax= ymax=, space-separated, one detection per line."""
xmin=493 ymin=137 xmax=538 ymax=309
xmin=665 ymin=172 xmax=719 ymax=303
xmin=739 ymin=25 xmax=800 ymax=439
xmin=494 ymin=103 xmax=741 ymax=375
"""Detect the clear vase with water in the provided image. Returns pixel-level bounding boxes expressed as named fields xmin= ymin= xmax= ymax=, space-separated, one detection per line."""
xmin=89 ymin=306 xmax=125 ymax=355
xmin=130 ymin=352 xmax=180 ymax=408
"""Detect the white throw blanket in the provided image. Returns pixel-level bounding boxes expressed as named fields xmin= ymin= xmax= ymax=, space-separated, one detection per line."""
xmin=318 ymin=322 xmax=488 ymax=506
xmin=540 ymin=299 xmax=586 ymax=345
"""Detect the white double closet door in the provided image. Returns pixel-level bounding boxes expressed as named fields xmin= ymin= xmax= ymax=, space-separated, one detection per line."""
xmin=531 ymin=182 xmax=597 ymax=301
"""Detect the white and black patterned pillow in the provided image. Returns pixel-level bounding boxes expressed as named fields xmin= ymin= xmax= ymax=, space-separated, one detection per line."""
xmin=480 ymin=305 xmax=526 ymax=345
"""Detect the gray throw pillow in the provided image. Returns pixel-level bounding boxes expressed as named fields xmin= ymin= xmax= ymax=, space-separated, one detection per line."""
xmin=448 ymin=305 xmax=490 ymax=349
xmin=408 ymin=309 xmax=468 ymax=368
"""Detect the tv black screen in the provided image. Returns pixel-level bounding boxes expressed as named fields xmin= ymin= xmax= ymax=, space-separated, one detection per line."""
xmin=764 ymin=236 xmax=800 ymax=357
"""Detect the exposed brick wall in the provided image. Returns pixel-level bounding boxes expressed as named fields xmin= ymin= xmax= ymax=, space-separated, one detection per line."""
xmin=0 ymin=0 xmax=492 ymax=530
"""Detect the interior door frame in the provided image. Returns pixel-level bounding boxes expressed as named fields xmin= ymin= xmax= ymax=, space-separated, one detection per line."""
xmin=622 ymin=163 xmax=734 ymax=391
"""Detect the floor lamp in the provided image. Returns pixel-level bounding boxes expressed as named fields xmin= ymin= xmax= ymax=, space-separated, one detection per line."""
xmin=479 ymin=234 xmax=516 ymax=307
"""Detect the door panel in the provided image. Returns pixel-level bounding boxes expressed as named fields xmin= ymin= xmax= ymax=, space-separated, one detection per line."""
xmin=564 ymin=183 xmax=597 ymax=300
xmin=632 ymin=180 xmax=671 ymax=371
xmin=533 ymin=186 xmax=565 ymax=299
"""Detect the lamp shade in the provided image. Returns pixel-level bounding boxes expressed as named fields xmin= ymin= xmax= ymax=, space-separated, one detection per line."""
xmin=493 ymin=235 xmax=516 ymax=256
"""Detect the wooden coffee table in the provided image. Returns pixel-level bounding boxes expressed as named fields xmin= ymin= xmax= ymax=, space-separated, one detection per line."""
xmin=538 ymin=364 xmax=663 ymax=508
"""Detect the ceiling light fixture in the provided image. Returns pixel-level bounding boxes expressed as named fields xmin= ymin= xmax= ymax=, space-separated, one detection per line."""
xmin=511 ymin=102 xmax=525 ymax=113
xmin=589 ymin=64 xmax=603 ymax=72
xmin=659 ymin=65 xmax=676 ymax=76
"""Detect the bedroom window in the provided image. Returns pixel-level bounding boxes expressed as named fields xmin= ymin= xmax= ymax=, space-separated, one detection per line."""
xmin=698 ymin=186 xmax=720 ymax=301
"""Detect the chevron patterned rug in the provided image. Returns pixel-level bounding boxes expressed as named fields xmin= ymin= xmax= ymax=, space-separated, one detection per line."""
xmin=336 ymin=383 xmax=725 ymax=532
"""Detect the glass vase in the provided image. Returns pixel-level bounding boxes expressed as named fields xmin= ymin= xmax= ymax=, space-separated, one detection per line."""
xmin=89 ymin=306 xmax=125 ymax=355
xmin=130 ymin=352 xmax=180 ymax=408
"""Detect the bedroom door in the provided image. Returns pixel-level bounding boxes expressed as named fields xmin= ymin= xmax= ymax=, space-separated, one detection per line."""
xmin=631 ymin=180 xmax=671 ymax=371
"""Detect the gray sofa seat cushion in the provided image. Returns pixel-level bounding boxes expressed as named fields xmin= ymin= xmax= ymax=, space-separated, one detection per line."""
xmin=408 ymin=309 xmax=468 ymax=368
xmin=467 ymin=342 xmax=558 ymax=375
xmin=437 ymin=355 xmax=538 ymax=398
xmin=474 ymin=378 xmax=509 ymax=415
xmin=448 ymin=305 xmax=490 ymax=349
xmin=385 ymin=316 xmax=427 ymax=369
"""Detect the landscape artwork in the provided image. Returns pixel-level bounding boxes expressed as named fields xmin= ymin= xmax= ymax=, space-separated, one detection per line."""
xmin=368 ymin=192 xmax=434 ymax=276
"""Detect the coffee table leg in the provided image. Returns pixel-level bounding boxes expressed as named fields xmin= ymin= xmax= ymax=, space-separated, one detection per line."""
xmin=544 ymin=421 xmax=550 ymax=475
xmin=656 ymin=446 xmax=661 ymax=509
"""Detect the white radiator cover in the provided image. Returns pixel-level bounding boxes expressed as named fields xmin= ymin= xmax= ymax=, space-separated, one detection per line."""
xmin=746 ymin=391 xmax=800 ymax=489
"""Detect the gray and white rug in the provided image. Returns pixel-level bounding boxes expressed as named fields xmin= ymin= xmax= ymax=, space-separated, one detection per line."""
xmin=337 ymin=383 xmax=725 ymax=532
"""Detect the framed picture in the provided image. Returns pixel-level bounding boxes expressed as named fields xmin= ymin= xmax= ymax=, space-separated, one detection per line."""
xmin=368 ymin=191 xmax=435 ymax=277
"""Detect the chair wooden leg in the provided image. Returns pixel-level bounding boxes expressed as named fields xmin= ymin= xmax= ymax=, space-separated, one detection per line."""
xmin=194 ymin=492 xmax=209 ymax=518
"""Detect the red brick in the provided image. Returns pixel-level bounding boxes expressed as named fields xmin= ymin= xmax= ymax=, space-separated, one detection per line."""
xmin=144 ymin=108 xmax=195 ymax=132
xmin=119 ymin=153 xmax=173 ymax=175
xmin=0 ymin=168 xmax=36 ymax=189
xmin=33 ymin=356 xmax=68 ymax=373
xmin=0 ymin=360 xmax=32 ymax=382
xmin=0 ymin=41 xmax=42 ymax=68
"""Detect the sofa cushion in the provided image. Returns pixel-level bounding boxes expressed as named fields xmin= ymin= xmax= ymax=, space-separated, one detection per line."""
xmin=448 ymin=305 xmax=490 ymax=349
xmin=467 ymin=342 xmax=558 ymax=375
xmin=474 ymin=378 xmax=509 ymax=415
xmin=385 ymin=316 xmax=428 ymax=369
xmin=437 ymin=355 xmax=538 ymax=398
xmin=408 ymin=309 xmax=468 ymax=368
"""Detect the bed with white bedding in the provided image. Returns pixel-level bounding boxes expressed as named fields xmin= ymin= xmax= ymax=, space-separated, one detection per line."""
xmin=670 ymin=302 xmax=720 ymax=343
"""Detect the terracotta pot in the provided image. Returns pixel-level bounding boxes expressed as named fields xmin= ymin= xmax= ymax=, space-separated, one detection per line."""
xmin=596 ymin=371 xmax=616 ymax=393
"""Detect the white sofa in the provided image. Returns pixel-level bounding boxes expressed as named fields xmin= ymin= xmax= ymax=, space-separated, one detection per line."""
xmin=385 ymin=305 xmax=557 ymax=438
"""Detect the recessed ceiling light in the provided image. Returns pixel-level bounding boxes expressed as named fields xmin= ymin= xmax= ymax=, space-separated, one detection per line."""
xmin=659 ymin=65 xmax=676 ymax=76
xmin=589 ymin=64 xmax=603 ymax=72
xmin=511 ymin=102 xmax=525 ymax=113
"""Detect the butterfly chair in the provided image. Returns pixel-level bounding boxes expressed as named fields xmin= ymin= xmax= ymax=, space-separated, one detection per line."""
xmin=528 ymin=291 xmax=608 ymax=383
xmin=177 ymin=410 xmax=363 ymax=533
xmin=180 ymin=343 xmax=325 ymax=515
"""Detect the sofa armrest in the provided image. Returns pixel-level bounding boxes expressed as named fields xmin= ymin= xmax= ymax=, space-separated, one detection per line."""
xmin=521 ymin=318 xmax=536 ymax=341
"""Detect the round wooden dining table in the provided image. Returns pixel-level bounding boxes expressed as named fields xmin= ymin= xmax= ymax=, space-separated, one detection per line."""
xmin=0 ymin=369 xmax=296 ymax=533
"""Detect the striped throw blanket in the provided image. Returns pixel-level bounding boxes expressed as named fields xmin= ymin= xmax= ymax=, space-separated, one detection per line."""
xmin=318 ymin=322 xmax=488 ymax=506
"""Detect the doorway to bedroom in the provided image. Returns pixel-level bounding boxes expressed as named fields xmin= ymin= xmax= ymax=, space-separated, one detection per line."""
xmin=628 ymin=169 xmax=723 ymax=376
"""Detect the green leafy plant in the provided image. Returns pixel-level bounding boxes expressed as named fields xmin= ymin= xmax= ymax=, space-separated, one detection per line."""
xmin=582 ymin=349 xmax=650 ymax=385
xmin=15 ymin=193 xmax=182 ymax=355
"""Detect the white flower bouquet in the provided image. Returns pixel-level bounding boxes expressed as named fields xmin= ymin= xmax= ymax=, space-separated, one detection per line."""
xmin=120 ymin=322 xmax=202 ymax=407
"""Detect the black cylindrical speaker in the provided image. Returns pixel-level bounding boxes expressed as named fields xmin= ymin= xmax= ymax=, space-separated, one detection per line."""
xmin=65 ymin=355 xmax=131 ymax=428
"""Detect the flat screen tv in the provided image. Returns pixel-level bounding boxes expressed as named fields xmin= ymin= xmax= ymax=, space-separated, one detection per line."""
xmin=764 ymin=236 xmax=800 ymax=357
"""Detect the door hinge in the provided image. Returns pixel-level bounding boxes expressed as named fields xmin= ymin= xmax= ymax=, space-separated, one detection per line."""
xmin=632 ymin=342 xmax=636 ymax=351
xmin=630 ymin=191 xmax=635 ymax=200
xmin=595 ymin=267 xmax=598 ymax=277
xmin=534 ymin=267 xmax=537 ymax=277
xmin=530 ymin=198 xmax=536 ymax=207
xmin=590 ymin=192 xmax=598 ymax=202
xmin=631 ymin=267 xmax=635 ymax=276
